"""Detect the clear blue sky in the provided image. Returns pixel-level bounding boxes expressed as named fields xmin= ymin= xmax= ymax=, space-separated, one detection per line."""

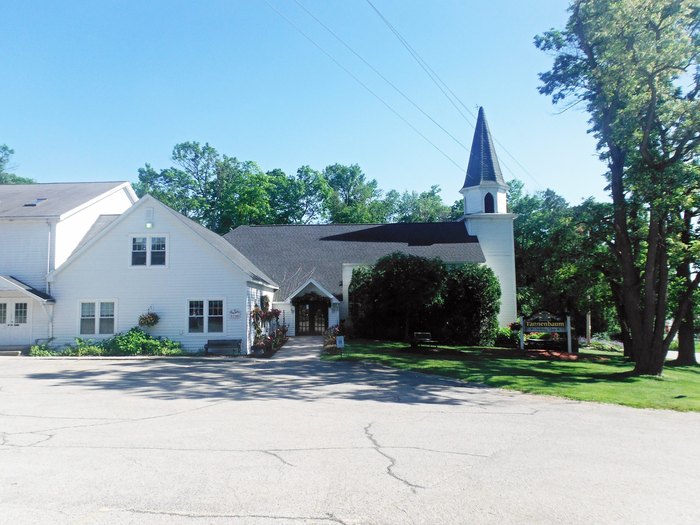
xmin=1 ymin=0 xmax=609 ymax=205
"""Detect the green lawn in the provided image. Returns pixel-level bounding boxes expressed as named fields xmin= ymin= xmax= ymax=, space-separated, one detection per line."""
xmin=324 ymin=341 xmax=700 ymax=412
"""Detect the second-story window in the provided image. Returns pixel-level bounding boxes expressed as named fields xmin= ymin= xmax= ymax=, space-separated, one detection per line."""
xmin=131 ymin=235 xmax=167 ymax=267
xmin=132 ymin=237 xmax=147 ymax=265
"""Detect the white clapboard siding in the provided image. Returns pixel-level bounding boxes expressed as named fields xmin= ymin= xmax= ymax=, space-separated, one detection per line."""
xmin=50 ymin=202 xmax=255 ymax=352
xmin=54 ymin=188 xmax=135 ymax=268
xmin=0 ymin=221 xmax=51 ymax=291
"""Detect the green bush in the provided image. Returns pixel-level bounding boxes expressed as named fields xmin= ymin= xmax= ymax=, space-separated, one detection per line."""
xmin=29 ymin=329 xmax=183 ymax=357
xmin=29 ymin=343 xmax=58 ymax=356
xmin=494 ymin=327 xmax=519 ymax=347
xmin=349 ymin=253 xmax=501 ymax=345
xmin=100 ymin=327 xmax=182 ymax=356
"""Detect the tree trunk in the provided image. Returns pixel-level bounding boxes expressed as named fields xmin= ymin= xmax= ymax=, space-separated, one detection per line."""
xmin=676 ymin=306 xmax=697 ymax=365
xmin=674 ymin=214 xmax=696 ymax=366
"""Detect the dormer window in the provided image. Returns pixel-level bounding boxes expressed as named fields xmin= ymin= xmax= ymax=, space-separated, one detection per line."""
xmin=484 ymin=192 xmax=495 ymax=213
xmin=131 ymin=235 xmax=167 ymax=267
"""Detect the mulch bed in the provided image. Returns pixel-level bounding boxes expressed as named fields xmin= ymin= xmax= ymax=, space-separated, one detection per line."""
xmin=397 ymin=345 xmax=609 ymax=362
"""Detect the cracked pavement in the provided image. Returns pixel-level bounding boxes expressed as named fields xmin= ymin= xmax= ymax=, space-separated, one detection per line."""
xmin=1 ymin=337 xmax=699 ymax=524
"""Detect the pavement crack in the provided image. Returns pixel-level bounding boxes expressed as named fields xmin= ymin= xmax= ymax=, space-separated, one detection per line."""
xmin=262 ymin=450 xmax=295 ymax=467
xmin=103 ymin=507 xmax=344 ymax=522
xmin=364 ymin=422 xmax=424 ymax=492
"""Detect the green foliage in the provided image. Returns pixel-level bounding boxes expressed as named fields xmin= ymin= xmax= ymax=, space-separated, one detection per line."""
xmin=441 ymin=264 xmax=501 ymax=345
xmin=350 ymin=253 xmax=446 ymax=340
xmin=509 ymin=180 xmax=617 ymax=332
xmin=29 ymin=343 xmax=58 ymax=356
xmin=389 ymin=185 xmax=452 ymax=223
xmin=323 ymin=163 xmax=390 ymax=223
xmin=0 ymin=144 xmax=35 ymax=184
xmin=350 ymin=254 xmax=500 ymax=345
xmin=536 ymin=0 xmax=700 ymax=374
xmin=494 ymin=327 xmax=519 ymax=348
xmin=31 ymin=328 xmax=183 ymax=357
xmin=324 ymin=341 xmax=700 ymax=411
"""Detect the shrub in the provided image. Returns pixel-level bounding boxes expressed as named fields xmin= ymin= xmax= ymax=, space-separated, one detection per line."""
xmin=494 ymin=327 xmax=519 ymax=347
xmin=29 ymin=343 xmax=57 ymax=356
xmin=349 ymin=254 xmax=501 ymax=346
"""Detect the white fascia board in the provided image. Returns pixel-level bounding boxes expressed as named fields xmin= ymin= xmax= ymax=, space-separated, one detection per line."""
xmin=58 ymin=182 xmax=137 ymax=221
xmin=285 ymin=278 xmax=339 ymax=303
xmin=47 ymin=195 xmax=151 ymax=282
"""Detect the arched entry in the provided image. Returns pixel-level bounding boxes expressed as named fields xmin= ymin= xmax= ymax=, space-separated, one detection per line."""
xmin=292 ymin=292 xmax=330 ymax=335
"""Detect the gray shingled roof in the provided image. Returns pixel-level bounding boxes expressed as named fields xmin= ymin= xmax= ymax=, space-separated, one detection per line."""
xmin=0 ymin=182 xmax=131 ymax=218
xmin=224 ymin=222 xmax=484 ymax=301
xmin=462 ymin=107 xmax=505 ymax=189
xmin=0 ymin=276 xmax=54 ymax=302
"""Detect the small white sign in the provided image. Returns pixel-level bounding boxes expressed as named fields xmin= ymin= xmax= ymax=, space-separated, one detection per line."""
xmin=229 ymin=309 xmax=241 ymax=320
xmin=336 ymin=336 xmax=345 ymax=348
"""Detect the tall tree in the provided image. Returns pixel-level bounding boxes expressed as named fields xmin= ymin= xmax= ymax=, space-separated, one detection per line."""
xmin=391 ymin=185 xmax=452 ymax=223
xmin=323 ymin=164 xmax=389 ymax=223
xmin=0 ymin=144 xmax=34 ymax=184
xmin=537 ymin=0 xmax=700 ymax=374
xmin=267 ymin=166 xmax=332 ymax=224
xmin=134 ymin=142 xmax=273 ymax=233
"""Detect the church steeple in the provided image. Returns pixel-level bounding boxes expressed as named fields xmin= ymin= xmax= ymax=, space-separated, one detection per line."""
xmin=459 ymin=107 xmax=508 ymax=214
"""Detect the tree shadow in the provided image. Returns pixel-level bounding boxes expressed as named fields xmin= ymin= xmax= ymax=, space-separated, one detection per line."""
xmin=25 ymin=354 xmax=513 ymax=408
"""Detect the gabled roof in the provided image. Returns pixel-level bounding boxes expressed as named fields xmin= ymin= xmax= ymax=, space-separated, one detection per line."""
xmin=0 ymin=276 xmax=54 ymax=303
xmin=224 ymin=222 xmax=484 ymax=301
xmin=462 ymin=107 xmax=505 ymax=189
xmin=49 ymin=195 xmax=277 ymax=288
xmin=0 ymin=182 xmax=137 ymax=219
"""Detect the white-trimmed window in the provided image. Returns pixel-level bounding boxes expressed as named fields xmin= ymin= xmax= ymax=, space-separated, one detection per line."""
xmin=80 ymin=301 xmax=116 ymax=335
xmin=188 ymin=300 xmax=224 ymax=334
xmin=131 ymin=235 xmax=167 ymax=267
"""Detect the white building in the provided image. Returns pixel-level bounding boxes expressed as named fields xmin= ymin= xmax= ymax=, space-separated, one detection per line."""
xmin=0 ymin=107 xmax=516 ymax=352
xmin=47 ymin=195 xmax=277 ymax=352
xmin=0 ymin=182 xmax=136 ymax=346
xmin=225 ymin=107 xmax=517 ymax=333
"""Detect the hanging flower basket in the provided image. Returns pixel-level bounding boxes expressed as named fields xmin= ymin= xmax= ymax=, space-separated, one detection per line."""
xmin=138 ymin=311 xmax=160 ymax=327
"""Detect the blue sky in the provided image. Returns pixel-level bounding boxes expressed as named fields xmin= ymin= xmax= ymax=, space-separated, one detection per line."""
xmin=1 ymin=0 xmax=608 ymax=205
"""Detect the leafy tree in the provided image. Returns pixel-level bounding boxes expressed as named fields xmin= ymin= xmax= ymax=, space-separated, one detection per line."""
xmin=267 ymin=166 xmax=332 ymax=224
xmin=508 ymin=181 xmax=616 ymax=333
xmin=390 ymin=185 xmax=452 ymax=223
xmin=134 ymin=142 xmax=273 ymax=233
xmin=537 ymin=0 xmax=700 ymax=374
xmin=0 ymin=145 xmax=34 ymax=184
xmin=323 ymin=164 xmax=389 ymax=223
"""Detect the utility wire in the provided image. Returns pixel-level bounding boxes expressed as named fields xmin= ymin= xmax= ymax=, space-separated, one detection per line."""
xmin=263 ymin=0 xmax=466 ymax=172
xmin=365 ymin=0 xmax=544 ymax=188
xmin=293 ymin=0 xmax=469 ymax=153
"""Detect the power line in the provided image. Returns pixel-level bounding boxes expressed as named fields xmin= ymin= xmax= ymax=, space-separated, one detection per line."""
xmin=365 ymin=0 xmax=544 ymax=188
xmin=293 ymin=0 xmax=469 ymax=153
xmin=263 ymin=0 xmax=466 ymax=172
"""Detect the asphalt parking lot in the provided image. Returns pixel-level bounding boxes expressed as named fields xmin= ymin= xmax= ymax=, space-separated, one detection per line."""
xmin=1 ymin=337 xmax=699 ymax=524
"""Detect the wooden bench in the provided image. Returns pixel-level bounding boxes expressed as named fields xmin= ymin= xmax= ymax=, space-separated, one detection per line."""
xmin=204 ymin=339 xmax=242 ymax=356
xmin=412 ymin=332 xmax=439 ymax=349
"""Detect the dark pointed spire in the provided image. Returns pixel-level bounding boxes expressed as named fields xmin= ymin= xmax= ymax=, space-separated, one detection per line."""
xmin=462 ymin=107 xmax=505 ymax=189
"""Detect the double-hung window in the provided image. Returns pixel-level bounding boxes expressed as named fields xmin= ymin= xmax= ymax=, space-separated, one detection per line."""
xmin=131 ymin=235 xmax=167 ymax=267
xmin=188 ymin=300 xmax=224 ymax=333
xmin=80 ymin=301 xmax=116 ymax=335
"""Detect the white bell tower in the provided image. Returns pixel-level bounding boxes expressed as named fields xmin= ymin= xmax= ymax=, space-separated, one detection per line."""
xmin=460 ymin=107 xmax=517 ymax=325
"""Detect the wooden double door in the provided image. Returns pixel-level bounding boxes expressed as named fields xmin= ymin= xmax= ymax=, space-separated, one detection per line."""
xmin=295 ymin=302 xmax=328 ymax=335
